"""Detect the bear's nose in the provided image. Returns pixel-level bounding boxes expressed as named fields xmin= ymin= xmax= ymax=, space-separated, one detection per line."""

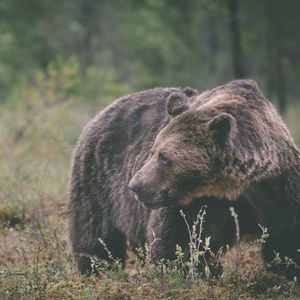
xmin=128 ymin=179 xmax=142 ymax=194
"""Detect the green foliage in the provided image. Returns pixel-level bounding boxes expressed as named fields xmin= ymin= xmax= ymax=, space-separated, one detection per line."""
xmin=0 ymin=204 xmax=26 ymax=228
xmin=1 ymin=0 xmax=299 ymax=108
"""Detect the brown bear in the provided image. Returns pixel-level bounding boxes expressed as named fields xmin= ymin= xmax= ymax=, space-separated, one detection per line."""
xmin=68 ymin=80 xmax=299 ymax=277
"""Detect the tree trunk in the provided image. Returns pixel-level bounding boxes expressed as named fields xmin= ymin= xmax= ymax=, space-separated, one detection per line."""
xmin=265 ymin=0 xmax=287 ymax=115
xmin=78 ymin=0 xmax=95 ymax=74
xmin=228 ymin=0 xmax=245 ymax=78
xmin=275 ymin=44 xmax=287 ymax=115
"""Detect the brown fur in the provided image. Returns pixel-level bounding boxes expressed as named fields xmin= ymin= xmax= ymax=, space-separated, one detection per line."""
xmin=68 ymin=87 xmax=211 ymax=274
xmin=130 ymin=79 xmax=300 ymax=277
xmin=131 ymin=80 xmax=298 ymax=206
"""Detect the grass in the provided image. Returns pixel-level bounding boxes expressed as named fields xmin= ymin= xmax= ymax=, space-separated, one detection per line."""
xmin=1 ymin=202 xmax=299 ymax=300
xmin=0 ymin=86 xmax=300 ymax=299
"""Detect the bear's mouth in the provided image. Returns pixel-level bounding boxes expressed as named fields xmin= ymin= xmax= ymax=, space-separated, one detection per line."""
xmin=143 ymin=201 xmax=173 ymax=209
xmin=142 ymin=200 xmax=173 ymax=209
xmin=134 ymin=193 xmax=174 ymax=209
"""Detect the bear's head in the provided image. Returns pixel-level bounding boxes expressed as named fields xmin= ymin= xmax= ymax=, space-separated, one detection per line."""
xmin=129 ymin=80 xmax=298 ymax=208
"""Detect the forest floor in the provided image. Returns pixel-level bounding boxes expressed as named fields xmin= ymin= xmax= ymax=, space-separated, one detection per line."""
xmin=1 ymin=199 xmax=299 ymax=300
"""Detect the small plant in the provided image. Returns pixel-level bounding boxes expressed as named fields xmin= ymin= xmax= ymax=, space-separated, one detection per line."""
xmin=0 ymin=204 xmax=26 ymax=228
xmin=94 ymin=238 xmax=123 ymax=273
xmin=179 ymin=207 xmax=219 ymax=281
xmin=134 ymin=234 xmax=168 ymax=280
xmin=227 ymin=207 xmax=269 ymax=277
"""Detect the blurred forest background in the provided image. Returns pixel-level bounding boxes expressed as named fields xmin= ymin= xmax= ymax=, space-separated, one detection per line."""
xmin=1 ymin=0 xmax=300 ymax=111
xmin=1 ymin=1 xmax=300 ymax=298
xmin=0 ymin=0 xmax=300 ymax=148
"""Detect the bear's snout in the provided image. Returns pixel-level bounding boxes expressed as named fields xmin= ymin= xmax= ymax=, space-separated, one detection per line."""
xmin=128 ymin=179 xmax=142 ymax=195
xmin=129 ymin=177 xmax=172 ymax=208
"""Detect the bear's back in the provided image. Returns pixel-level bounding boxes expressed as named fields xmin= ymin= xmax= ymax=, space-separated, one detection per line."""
xmin=77 ymin=88 xmax=179 ymax=159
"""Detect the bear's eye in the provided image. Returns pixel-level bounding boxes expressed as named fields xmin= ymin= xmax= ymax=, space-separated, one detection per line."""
xmin=158 ymin=152 xmax=171 ymax=167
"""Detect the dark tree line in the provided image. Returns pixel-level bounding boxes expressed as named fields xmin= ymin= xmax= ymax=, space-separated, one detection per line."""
xmin=0 ymin=0 xmax=299 ymax=114
xmin=228 ymin=0 xmax=244 ymax=78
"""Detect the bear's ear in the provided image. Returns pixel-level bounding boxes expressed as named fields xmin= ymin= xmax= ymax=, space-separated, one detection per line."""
xmin=182 ymin=87 xmax=198 ymax=97
xmin=228 ymin=79 xmax=265 ymax=100
xmin=207 ymin=113 xmax=237 ymax=148
xmin=166 ymin=92 xmax=190 ymax=117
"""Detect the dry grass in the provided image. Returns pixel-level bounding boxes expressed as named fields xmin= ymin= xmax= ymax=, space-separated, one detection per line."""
xmin=1 ymin=199 xmax=299 ymax=299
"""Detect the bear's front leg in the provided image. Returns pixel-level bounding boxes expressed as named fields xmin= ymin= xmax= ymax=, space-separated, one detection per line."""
xmin=146 ymin=207 xmax=186 ymax=263
xmin=146 ymin=205 xmax=223 ymax=277
xmin=262 ymin=233 xmax=300 ymax=279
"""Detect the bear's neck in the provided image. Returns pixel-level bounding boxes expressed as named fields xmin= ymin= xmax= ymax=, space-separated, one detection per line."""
xmin=231 ymin=124 xmax=299 ymax=184
xmin=243 ymin=161 xmax=300 ymax=234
